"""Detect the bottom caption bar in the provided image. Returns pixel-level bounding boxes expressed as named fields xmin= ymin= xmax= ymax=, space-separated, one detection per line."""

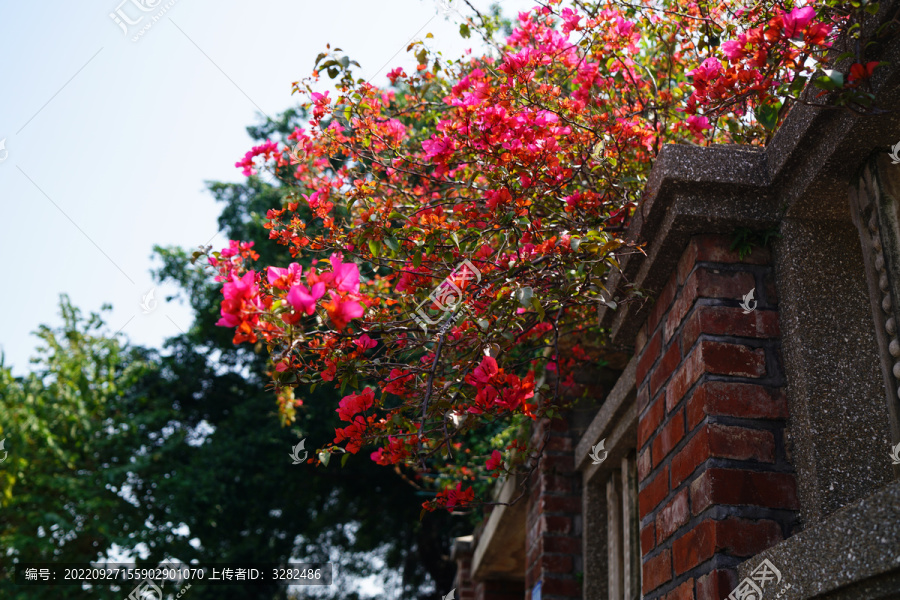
xmin=14 ymin=563 xmax=333 ymax=586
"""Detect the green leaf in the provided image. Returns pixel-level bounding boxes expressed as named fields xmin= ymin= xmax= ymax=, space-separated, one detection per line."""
xmin=319 ymin=451 xmax=331 ymax=467
xmin=459 ymin=23 xmax=471 ymax=38
xmin=384 ymin=237 xmax=400 ymax=253
xmin=515 ymin=287 xmax=534 ymax=306
xmin=754 ymin=100 xmax=781 ymax=131
xmin=369 ymin=239 xmax=381 ymax=258
xmin=413 ymin=253 xmax=422 ymax=268
xmin=341 ymin=453 xmax=350 ymax=468
xmin=531 ymin=296 xmax=545 ymax=321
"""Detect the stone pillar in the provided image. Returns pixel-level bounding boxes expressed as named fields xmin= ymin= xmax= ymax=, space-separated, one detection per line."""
xmin=525 ymin=417 xmax=583 ymax=599
xmin=633 ymin=235 xmax=800 ymax=599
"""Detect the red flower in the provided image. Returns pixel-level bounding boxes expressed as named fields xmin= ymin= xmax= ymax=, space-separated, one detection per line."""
xmin=337 ymin=387 xmax=375 ymax=422
xmin=485 ymin=450 xmax=503 ymax=471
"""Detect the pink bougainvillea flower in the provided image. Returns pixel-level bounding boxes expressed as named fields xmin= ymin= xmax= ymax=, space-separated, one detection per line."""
xmin=287 ymin=282 xmax=326 ymax=315
xmin=466 ymin=356 xmax=499 ymax=387
xmin=216 ymin=271 xmax=260 ymax=328
xmin=267 ymin=263 xmax=303 ymax=290
xmin=686 ymin=115 xmax=712 ymax=135
xmin=330 ymin=252 xmax=360 ymax=293
xmin=337 ymin=387 xmax=376 ymax=422
xmin=354 ymin=334 xmax=377 ymax=351
xmin=322 ymin=292 xmax=365 ymax=331
xmin=485 ymin=450 xmax=503 ymax=471
xmin=783 ymin=7 xmax=816 ymax=38
xmin=721 ymin=35 xmax=747 ymax=61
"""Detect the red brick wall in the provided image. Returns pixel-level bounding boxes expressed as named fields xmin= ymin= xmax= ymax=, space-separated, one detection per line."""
xmin=634 ymin=235 xmax=799 ymax=600
xmin=525 ymin=417 xmax=583 ymax=600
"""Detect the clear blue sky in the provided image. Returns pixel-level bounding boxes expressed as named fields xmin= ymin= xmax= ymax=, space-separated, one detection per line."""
xmin=0 ymin=0 xmax=531 ymax=375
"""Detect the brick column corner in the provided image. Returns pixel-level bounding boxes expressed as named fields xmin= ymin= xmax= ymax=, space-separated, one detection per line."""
xmin=525 ymin=415 xmax=583 ymax=600
xmin=633 ymin=234 xmax=799 ymax=600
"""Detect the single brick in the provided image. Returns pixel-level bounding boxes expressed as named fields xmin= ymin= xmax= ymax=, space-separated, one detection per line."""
xmin=637 ymin=330 xmax=663 ymax=387
xmin=651 ymin=339 xmax=683 ymax=398
xmin=642 ymin=549 xmax=673 ymax=595
xmin=639 ymin=466 xmax=669 ymax=519
xmin=639 ymin=395 xmax=665 ymax=450
xmin=641 ymin=521 xmax=656 ymax=555
xmin=696 ymin=569 xmax=738 ymax=600
xmin=638 ymin=383 xmax=650 ymax=413
xmin=672 ymin=519 xmax=716 ymax=574
xmin=655 ymin=488 xmax=690 ymax=543
xmin=540 ymin=576 xmax=581 ymax=597
xmin=686 ymin=381 xmax=788 ymax=430
xmin=671 ymin=425 xmax=711 ymax=488
xmin=708 ymin=423 xmax=775 ymax=463
xmin=666 ymin=579 xmax=695 ymax=600
xmin=652 ymin=409 xmax=686 ymax=468
xmin=702 ymin=340 xmax=766 ymax=378
xmin=691 ymin=469 xmax=800 ymax=514
xmin=638 ymin=447 xmax=652 ymax=481
xmin=681 ymin=305 xmax=781 ymax=351
xmin=693 ymin=234 xmax=771 ymax=265
xmin=716 ymin=517 xmax=783 ymax=557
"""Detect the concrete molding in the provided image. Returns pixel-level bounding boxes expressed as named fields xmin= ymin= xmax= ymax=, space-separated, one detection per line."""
xmin=470 ymin=473 xmax=527 ymax=582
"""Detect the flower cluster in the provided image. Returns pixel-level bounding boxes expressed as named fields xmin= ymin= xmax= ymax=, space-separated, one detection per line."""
xmin=213 ymin=0 xmax=876 ymax=511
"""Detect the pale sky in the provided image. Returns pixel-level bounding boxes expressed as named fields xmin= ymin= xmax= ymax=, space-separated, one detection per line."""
xmin=0 ymin=0 xmax=533 ymax=375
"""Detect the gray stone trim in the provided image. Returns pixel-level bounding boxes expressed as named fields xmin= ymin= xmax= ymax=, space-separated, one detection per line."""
xmin=575 ymin=355 xmax=637 ymax=474
xmin=470 ymin=473 xmax=527 ymax=581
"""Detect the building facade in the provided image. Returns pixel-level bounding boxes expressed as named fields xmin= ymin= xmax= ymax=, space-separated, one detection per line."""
xmin=452 ymin=4 xmax=900 ymax=599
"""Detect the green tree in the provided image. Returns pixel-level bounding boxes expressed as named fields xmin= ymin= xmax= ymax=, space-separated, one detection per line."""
xmin=0 ymin=297 xmax=154 ymax=600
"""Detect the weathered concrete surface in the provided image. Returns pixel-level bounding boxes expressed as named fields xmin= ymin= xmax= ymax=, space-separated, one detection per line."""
xmin=775 ymin=217 xmax=894 ymax=524
xmin=736 ymin=479 xmax=900 ymax=600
